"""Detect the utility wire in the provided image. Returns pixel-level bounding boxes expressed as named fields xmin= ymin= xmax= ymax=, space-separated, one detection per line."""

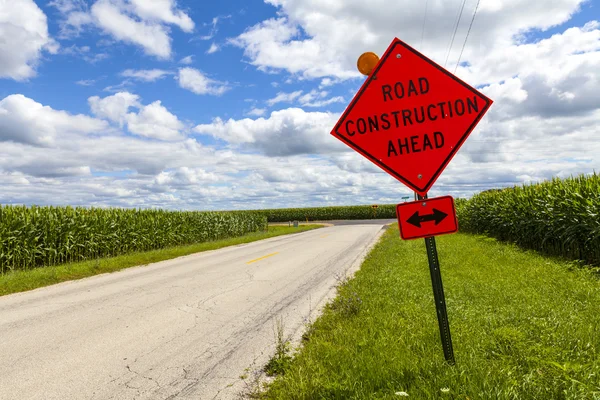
xmin=420 ymin=0 xmax=429 ymax=50
xmin=454 ymin=0 xmax=481 ymax=74
xmin=444 ymin=0 xmax=468 ymax=68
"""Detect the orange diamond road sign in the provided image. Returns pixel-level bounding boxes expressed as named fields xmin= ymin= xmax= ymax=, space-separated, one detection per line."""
xmin=332 ymin=37 xmax=493 ymax=195
xmin=396 ymin=196 xmax=458 ymax=240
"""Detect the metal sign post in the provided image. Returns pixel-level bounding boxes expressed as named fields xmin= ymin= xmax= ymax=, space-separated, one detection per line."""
xmin=331 ymin=36 xmax=493 ymax=365
xmin=418 ymin=193 xmax=455 ymax=364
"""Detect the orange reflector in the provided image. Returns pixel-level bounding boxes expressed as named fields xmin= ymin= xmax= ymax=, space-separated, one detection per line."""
xmin=357 ymin=52 xmax=380 ymax=76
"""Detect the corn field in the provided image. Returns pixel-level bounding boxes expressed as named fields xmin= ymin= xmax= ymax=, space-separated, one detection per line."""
xmin=457 ymin=173 xmax=600 ymax=265
xmin=257 ymin=204 xmax=397 ymax=222
xmin=0 ymin=206 xmax=267 ymax=273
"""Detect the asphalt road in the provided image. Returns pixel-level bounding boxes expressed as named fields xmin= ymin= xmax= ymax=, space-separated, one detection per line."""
xmin=0 ymin=223 xmax=387 ymax=400
xmin=273 ymin=219 xmax=396 ymax=226
xmin=320 ymin=218 xmax=396 ymax=226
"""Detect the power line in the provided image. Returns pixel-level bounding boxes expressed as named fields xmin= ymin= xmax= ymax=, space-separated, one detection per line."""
xmin=454 ymin=0 xmax=481 ymax=74
xmin=420 ymin=0 xmax=429 ymax=50
xmin=444 ymin=0 xmax=468 ymax=68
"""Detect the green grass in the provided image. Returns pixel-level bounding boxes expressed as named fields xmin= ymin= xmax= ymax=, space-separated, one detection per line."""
xmin=0 ymin=225 xmax=322 ymax=297
xmin=261 ymin=227 xmax=600 ymax=399
xmin=264 ymin=317 xmax=294 ymax=377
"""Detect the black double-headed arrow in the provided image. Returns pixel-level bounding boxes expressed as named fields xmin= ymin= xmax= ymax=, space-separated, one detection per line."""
xmin=407 ymin=208 xmax=448 ymax=228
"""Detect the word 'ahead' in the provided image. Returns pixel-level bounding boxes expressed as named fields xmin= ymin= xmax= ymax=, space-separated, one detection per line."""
xmin=396 ymin=196 xmax=458 ymax=240
xmin=331 ymin=38 xmax=492 ymax=195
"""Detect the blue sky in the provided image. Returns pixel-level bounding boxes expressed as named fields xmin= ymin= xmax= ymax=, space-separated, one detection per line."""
xmin=1 ymin=0 xmax=352 ymax=122
xmin=1 ymin=0 xmax=599 ymax=210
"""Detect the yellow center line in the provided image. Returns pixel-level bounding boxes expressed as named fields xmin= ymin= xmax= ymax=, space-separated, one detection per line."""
xmin=246 ymin=252 xmax=279 ymax=264
xmin=320 ymin=234 xmax=329 ymax=238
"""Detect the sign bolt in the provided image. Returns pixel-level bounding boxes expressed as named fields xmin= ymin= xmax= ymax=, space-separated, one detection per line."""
xmin=418 ymin=174 xmax=423 ymax=179
xmin=396 ymin=54 xmax=402 ymax=59
xmin=422 ymin=202 xmax=427 ymax=206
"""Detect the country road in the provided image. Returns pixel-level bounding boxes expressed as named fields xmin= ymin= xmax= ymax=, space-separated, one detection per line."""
xmin=0 ymin=223 xmax=388 ymax=400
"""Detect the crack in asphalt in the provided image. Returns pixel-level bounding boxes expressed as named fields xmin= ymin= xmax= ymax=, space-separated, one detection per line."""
xmin=124 ymin=364 xmax=161 ymax=399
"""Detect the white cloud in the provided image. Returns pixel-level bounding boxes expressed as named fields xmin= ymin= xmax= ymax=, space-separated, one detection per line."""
xmin=0 ymin=0 xmax=59 ymax=81
xmin=483 ymin=78 xmax=528 ymax=104
xmin=76 ymin=79 xmax=96 ymax=86
xmin=267 ymin=90 xmax=303 ymax=106
xmin=195 ymin=14 xmax=231 ymax=41
xmin=89 ymin=92 xmax=185 ymax=140
xmin=231 ymin=17 xmax=359 ymax=79
xmin=302 ymin=96 xmax=345 ymax=108
xmin=121 ymin=69 xmax=171 ymax=81
xmin=456 ymin=22 xmax=600 ymax=85
xmin=102 ymin=80 xmax=134 ymax=93
xmin=296 ymin=89 xmax=344 ymax=107
xmin=176 ymin=67 xmax=230 ymax=95
xmin=64 ymin=11 xmax=94 ymax=36
xmin=232 ymin=0 xmax=588 ymax=80
xmin=266 ymin=89 xmax=344 ymax=107
xmin=194 ymin=108 xmax=346 ymax=156
xmin=0 ymin=94 xmax=108 ymax=147
xmin=127 ymin=0 xmax=194 ymax=32
xmin=179 ymin=55 xmax=194 ymax=64
xmin=126 ymin=100 xmax=185 ymax=141
xmin=91 ymin=0 xmax=172 ymax=59
xmin=53 ymin=0 xmax=195 ymax=59
xmin=207 ymin=43 xmax=220 ymax=54
xmin=247 ymin=108 xmax=267 ymax=117
xmin=62 ymin=45 xmax=109 ymax=63
xmin=89 ymin=91 xmax=140 ymax=126
xmin=153 ymin=167 xmax=220 ymax=187
xmin=49 ymin=0 xmax=92 ymax=37
xmin=319 ymin=78 xmax=335 ymax=88
xmin=48 ymin=0 xmax=87 ymax=14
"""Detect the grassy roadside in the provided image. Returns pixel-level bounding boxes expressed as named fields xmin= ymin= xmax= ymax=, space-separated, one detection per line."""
xmin=0 ymin=225 xmax=322 ymax=297
xmin=260 ymin=226 xmax=600 ymax=399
